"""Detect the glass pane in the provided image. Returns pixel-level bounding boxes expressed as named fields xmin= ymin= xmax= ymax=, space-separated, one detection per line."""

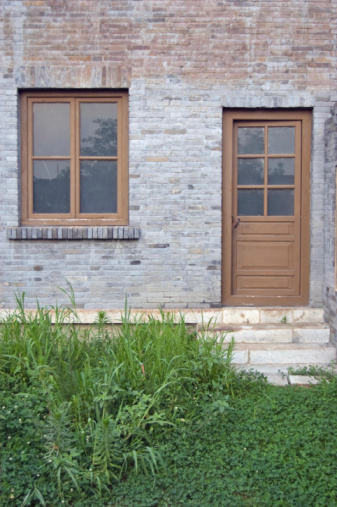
xmin=80 ymin=103 xmax=118 ymax=157
xmin=238 ymin=189 xmax=264 ymax=216
xmin=238 ymin=127 xmax=264 ymax=155
xmin=268 ymin=127 xmax=295 ymax=154
xmin=238 ymin=158 xmax=264 ymax=185
xmin=268 ymin=158 xmax=295 ymax=185
xmin=33 ymin=160 xmax=70 ymax=213
xmin=80 ymin=160 xmax=117 ymax=213
xmin=268 ymin=189 xmax=294 ymax=216
xmin=33 ymin=103 xmax=70 ymax=156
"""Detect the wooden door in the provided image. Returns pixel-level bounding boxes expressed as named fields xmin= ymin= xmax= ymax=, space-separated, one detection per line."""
xmin=222 ymin=110 xmax=311 ymax=306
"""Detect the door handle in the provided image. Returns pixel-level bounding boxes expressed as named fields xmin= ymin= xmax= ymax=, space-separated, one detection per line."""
xmin=233 ymin=218 xmax=240 ymax=229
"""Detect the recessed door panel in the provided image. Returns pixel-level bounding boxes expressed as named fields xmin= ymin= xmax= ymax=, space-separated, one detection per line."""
xmin=237 ymin=276 xmax=295 ymax=291
xmin=237 ymin=242 xmax=295 ymax=271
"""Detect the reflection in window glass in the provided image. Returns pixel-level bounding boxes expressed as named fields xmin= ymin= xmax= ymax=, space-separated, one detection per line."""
xmin=268 ymin=189 xmax=294 ymax=216
xmin=80 ymin=160 xmax=117 ymax=213
xmin=33 ymin=103 xmax=70 ymax=157
xmin=80 ymin=103 xmax=118 ymax=157
xmin=268 ymin=127 xmax=295 ymax=154
xmin=33 ymin=160 xmax=70 ymax=213
xmin=238 ymin=189 xmax=264 ymax=216
xmin=238 ymin=127 xmax=264 ymax=155
xmin=268 ymin=158 xmax=295 ymax=185
xmin=238 ymin=158 xmax=264 ymax=185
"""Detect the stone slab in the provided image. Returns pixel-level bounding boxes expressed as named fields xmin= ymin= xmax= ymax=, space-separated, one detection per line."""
xmin=260 ymin=309 xmax=294 ymax=324
xmin=232 ymin=348 xmax=249 ymax=364
xmin=293 ymin=326 xmax=330 ymax=343
xmin=288 ymin=375 xmax=320 ymax=385
xmin=249 ymin=344 xmax=336 ymax=365
xmin=265 ymin=374 xmax=289 ymax=386
xmin=232 ymin=327 xmax=293 ymax=343
xmin=221 ymin=308 xmax=260 ymax=324
xmin=293 ymin=308 xmax=324 ymax=323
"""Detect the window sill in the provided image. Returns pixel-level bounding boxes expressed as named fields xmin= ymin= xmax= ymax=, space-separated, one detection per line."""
xmin=7 ymin=226 xmax=140 ymax=240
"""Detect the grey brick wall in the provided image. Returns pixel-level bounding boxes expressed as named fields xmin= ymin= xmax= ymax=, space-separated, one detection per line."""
xmin=323 ymin=105 xmax=337 ymax=344
xmin=0 ymin=0 xmax=336 ymax=313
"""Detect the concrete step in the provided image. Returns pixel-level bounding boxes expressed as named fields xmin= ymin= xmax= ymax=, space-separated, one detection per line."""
xmin=238 ymin=363 xmax=337 ymax=386
xmin=203 ymin=322 xmax=330 ymax=344
xmin=8 ymin=306 xmax=323 ymax=326
xmin=220 ymin=307 xmax=324 ymax=325
xmin=232 ymin=342 xmax=336 ymax=366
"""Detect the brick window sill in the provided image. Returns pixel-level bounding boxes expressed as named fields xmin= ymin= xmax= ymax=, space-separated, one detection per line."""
xmin=7 ymin=226 xmax=140 ymax=240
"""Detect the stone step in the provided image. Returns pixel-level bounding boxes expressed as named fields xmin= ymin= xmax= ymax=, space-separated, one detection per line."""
xmin=220 ymin=307 xmax=324 ymax=325
xmin=202 ymin=322 xmax=330 ymax=344
xmin=238 ymin=363 xmax=337 ymax=386
xmin=5 ymin=306 xmax=324 ymax=326
xmin=232 ymin=342 xmax=336 ymax=366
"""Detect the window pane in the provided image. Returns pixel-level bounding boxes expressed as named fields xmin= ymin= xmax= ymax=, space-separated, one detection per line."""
xmin=33 ymin=103 xmax=70 ymax=156
xmin=33 ymin=160 xmax=70 ymax=213
xmin=80 ymin=103 xmax=118 ymax=157
xmin=238 ymin=158 xmax=264 ymax=185
xmin=268 ymin=158 xmax=295 ymax=185
xmin=268 ymin=189 xmax=294 ymax=216
xmin=268 ymin=127 xmax=295 ymax=154
xmin=238 ymin=189 xmax=264 ymax=216
xmin=80 ymin=160 xmax=117 ymax=213
xmin=238 ymin=127 xmax=264 ymax=155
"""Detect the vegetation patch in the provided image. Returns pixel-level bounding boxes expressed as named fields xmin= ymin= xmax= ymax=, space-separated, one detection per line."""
xmin=1 ymin=292 xmax=337 ymax=505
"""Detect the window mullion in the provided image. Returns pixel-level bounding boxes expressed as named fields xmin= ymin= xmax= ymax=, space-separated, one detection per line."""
xmin=264 ymin=126 xmax=268 ymax=216
xmin=72 ymin=98 xmax=78 ymax=219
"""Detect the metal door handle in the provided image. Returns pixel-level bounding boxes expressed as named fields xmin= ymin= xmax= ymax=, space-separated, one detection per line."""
xmin=233 ymin=218 xmax=240 ymax=229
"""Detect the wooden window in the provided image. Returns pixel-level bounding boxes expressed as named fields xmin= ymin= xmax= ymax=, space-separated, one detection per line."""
xmin=20 ymin=91 xmax=128 ymax=226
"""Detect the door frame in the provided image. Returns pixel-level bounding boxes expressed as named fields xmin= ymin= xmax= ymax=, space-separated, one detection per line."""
xmin=222 ymin=109 xmax=312 ymax=306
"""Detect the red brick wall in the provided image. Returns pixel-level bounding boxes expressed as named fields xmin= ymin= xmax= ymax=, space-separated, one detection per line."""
xmin=15 ymin=0 xmax=334 ymax=90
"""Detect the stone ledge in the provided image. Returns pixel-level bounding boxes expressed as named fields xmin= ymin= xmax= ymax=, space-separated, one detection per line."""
xmin=7 ymin=226 xmax=140 ymax=240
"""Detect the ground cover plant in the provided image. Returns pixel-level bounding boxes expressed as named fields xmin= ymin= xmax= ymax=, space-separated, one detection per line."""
xmin=1 ymin=292 xmax=337 ymax=506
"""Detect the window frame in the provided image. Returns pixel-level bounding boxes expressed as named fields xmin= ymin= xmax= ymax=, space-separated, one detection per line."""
xmin=20 ymin=90 xmax=129 ymax=226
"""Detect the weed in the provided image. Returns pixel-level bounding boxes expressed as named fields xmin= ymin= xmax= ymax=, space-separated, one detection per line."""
xmin=0 ymin=290 xmax=238 ymax=504
xmin=2 ymin=290 xmax=336 ymax=505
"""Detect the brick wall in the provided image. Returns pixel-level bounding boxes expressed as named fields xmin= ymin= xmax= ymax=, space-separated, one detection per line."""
xmin=0 ymin=0 xmax=336 ymax=310
xmin=323 ymin=105 xmax=337 ymax=344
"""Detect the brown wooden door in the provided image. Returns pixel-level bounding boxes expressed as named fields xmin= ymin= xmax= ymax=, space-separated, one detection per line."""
xmin=223 ymin=110 xmax=311 ymax=306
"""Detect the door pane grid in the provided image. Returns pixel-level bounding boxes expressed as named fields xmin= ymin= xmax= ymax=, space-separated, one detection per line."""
xmin=236 ymin=123 xmax=296 ymax=217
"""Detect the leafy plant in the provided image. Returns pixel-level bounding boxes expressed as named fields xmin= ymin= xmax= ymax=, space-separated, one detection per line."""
xmin=0 ymin=289 xmax=240 ymax=504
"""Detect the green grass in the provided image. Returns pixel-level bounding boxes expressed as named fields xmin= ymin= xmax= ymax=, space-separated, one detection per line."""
xmin=0 ymin=292 xmax=337 ymax=506
xmin=111 ymin=381 xmax=337 ymax=507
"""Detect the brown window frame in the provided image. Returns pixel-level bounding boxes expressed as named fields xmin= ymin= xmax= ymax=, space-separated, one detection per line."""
xmin=20 ymin=90 xmax=129 ymax=226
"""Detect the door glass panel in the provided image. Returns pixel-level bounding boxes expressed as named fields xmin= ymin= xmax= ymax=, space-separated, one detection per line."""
xmin=33 ymin=103 xmax=70 ymax=156
xmin=268 ymin=127 xmax=295 ymax=154
xmin=80 ymin=160 xmax=117 ymax=213
xmin=268 ymin=158 xmax=295 ymax=185
xmin=80 ymin=103 xmax=118 ymax=157
xmin=33 ymin=160 xmax=70 ymax=213
xmin=238 ymin=158 xmax=264 ymax=185
xmin=238 ymin=127 xmax=264 ymax=155
xmin=238 ymin=189 xmax=264 ymax=216
xmin=268 ymin=189 xmax=294 ymax=216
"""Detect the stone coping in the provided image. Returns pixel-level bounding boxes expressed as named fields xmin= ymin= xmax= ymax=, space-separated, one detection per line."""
xmin=7 ymin=226 xmax=140 ymax=240
xmin=0 ymin=307 xmax=324 ymax=325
